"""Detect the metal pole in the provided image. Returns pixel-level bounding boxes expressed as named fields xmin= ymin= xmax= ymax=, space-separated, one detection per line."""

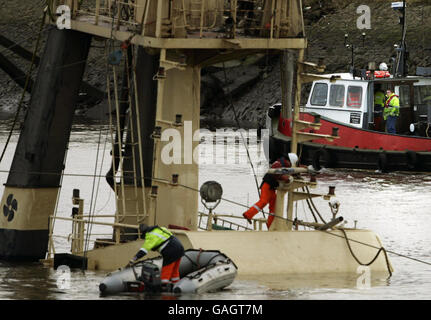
xmin=280 ymin=50 xmax=294 ymax=119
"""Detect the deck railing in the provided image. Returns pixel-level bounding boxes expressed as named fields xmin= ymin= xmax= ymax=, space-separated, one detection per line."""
xmin=46 ymin=210 xmax=264 ymax=259
xmin=49 ymin=0 xmax=304 ymax=40
xmin=198 ymin=211 xmax=265 ymax=231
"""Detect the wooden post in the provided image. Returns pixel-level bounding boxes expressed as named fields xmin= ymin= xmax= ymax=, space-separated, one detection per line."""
xmin=286 ymin=48 xmax=306 ymax=230
xmin=270 ymin=0 xmax=275 ymax=39
xmin=199 ymin=0 xmax=205 ymax=38
xmin=280 ymin=50 xmax=295 ymax=119
xmin=290 ymin=49 xmax=305 ymax=155
xmin=274 ymin=0 xmax=282 ymax=38
xmin=116 ymin=0 xmax=121 ymax=30
xmin=141 ymin=0 xmax=151 ymax=36
xmin=206 ymin=209 xmax=214 ymax=231
xmin=155 ymin=0 xmax=163 ymax=38
xmin=269 ymin=188 xmax=289 ymax=231
xmin=71 ymin=198 xmax=84 ymax=254
xmin=232 ymin=0 xmax=238 ymax=38
xmin=95 ymin=0 xmax=100 ymax=25
xmin=286 ymin=187 xmax=295 ymax=230
xmin=77 ymin=199 xmax=85 ymax=253
xmin=47 ymin=217 xmax=56 ymax=259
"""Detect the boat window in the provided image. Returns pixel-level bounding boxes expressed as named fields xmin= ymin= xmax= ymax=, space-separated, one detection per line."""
xmin=414 ymin=85 xmax=431 ymax=105
xmin=310 ymin=83 xmax=328 ymax=106
xmin=399 ymin=85 xmax=410 ymax=106
xmin=329 ymin=85 xmax=345 ymax=107
xmin=346 ymin=86 xmax=362 ymax=108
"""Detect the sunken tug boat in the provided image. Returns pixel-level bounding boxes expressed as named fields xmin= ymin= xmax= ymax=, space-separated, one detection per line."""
xmin=268 ymin=1 xmax=431 ymax=173
xmin=1 ymin=0 xmax=392 ymax=293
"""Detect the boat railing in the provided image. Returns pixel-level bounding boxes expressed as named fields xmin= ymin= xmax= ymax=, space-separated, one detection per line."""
xmin=46 ymin=209 xmax=264 ymax=260
xmin=48 ymin=0 xmax=305 ymax=42
xmin=47 ymin=214 xmax=143 ymax=259
xmin=198 ymin=211 xmax=265 ymax=231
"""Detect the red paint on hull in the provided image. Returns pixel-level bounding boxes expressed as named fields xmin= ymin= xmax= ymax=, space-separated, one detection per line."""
xmin=278 ymin=113 xmax=431 ymax=152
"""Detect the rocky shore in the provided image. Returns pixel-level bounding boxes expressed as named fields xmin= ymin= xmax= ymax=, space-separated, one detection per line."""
xmin=1 ymin=0 xmax=430 ymax=127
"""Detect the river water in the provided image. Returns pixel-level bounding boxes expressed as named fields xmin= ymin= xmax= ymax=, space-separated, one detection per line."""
xmin=0 ymin=117 xmax=431 ymax=300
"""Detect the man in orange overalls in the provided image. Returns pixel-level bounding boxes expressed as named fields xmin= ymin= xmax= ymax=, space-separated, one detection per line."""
xmin=242 ymin=155 xmax=297 ymax=229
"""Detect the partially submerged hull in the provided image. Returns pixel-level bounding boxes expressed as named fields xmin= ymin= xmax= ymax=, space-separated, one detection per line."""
xmin=269 ymin=109 xmax=431 ymax=172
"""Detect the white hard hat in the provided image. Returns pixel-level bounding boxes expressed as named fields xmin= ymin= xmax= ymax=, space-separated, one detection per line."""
xmin=379 ymin=62 xmax=388 ymax=71
xmin=288 ymin=153 xmax=299 ymax=166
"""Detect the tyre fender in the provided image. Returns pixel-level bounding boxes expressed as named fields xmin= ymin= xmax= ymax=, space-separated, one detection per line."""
xmin=405 ymin=150 xmax=417 ymax=170
xmin=268 ymin=137 xmax=279 ymax=163
xmin=378 ymin=152 xmax=388 ymax=172
xmin=312 ymin=148 xmax=333 ymax=171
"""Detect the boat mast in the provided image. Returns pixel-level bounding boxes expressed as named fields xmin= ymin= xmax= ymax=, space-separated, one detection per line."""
xmin=393 ymin=0 xmax=408 ymax=77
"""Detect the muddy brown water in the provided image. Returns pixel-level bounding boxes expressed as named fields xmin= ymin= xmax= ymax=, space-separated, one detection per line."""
xmin=0 ymin=119 xmax=431 ymax=300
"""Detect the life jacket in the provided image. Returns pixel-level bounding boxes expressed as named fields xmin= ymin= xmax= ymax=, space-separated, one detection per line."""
xmin=374 ymin=91 xmax=385 ymax=107
xmin=384 ymin=93 xmax=400 ymax=119
xmin=366 ymin=70 xmax=391 ymax=78
xmin=374 ymin=91 xmax=385 ymax=113
xmin=348 ymin=92 xmax=361 ymax=107
xmin=140 ymin=226 xmax=173 ymax=254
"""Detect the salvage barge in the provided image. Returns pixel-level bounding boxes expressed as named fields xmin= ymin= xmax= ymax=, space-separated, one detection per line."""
xmin=0 ymin=0 xmax=392 ymax=278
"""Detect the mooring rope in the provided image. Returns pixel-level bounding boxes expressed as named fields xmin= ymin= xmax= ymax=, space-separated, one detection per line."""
xmin=221 ymin=62 xmax=262 ymax=199
xmin=340 ymin=228 xmax=393 ymax=277
xmin=302 ymin=187 xmax=319 ymax=223
xmin=304 ymin=185 xmax=327 ymax=224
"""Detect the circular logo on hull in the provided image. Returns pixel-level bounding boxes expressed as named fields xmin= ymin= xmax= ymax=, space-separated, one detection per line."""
xmin=3 ymin=194 xmax=17 ymax=222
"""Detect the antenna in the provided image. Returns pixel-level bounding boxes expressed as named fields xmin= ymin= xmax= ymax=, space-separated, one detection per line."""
xmin=344 ymin=32 xmax=366 ymax=75
xmin=392 ymin=0 xmax=408 ymax=77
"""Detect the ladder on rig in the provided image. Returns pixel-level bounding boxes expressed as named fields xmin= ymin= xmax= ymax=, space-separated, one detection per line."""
xmin=106 ymin=47 xmax=147 ymax=243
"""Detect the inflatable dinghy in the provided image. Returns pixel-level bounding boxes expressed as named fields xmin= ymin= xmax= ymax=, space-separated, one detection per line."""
xmin=173 ymin=260 xmax=237 ymax=294
xmin=99 ymin=249 xmax=237 ymax=295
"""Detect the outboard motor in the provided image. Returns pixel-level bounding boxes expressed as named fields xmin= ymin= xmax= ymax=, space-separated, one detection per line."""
xmin=141 ymin=262 xmax=162 ymax=293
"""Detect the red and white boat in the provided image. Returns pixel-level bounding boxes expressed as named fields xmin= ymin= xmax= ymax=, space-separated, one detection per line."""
xmin=267 ymin=72 xmax=431 ymax=172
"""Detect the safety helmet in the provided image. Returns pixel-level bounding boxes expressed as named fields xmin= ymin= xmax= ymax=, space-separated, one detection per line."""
xmin=379 ymin=62 xmax=388 ymax=71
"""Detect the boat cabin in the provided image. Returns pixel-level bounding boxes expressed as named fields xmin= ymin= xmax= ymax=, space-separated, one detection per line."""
xmin=303 ymin=74 xmax=431 ymax=136
xmin=398 ymin=77 xmax=431 ymax=135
